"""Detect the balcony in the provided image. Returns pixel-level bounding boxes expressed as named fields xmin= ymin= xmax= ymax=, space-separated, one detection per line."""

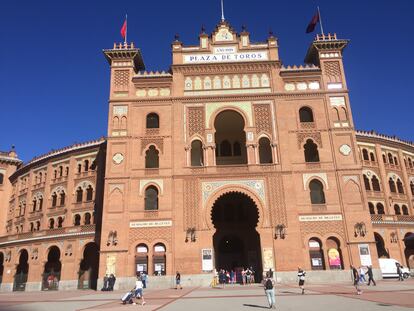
xmin=300 ymin=122 xmax=316 ymax=130
xmin=75 ymin=171 xmax=96 ymax=180
xmin=72 ymin=201 xmax=94 ymax=213
xmin=46 ymin=207 xmax=67 ymax=217
xmin=27 ymin=210 xmax=44 ymax=221
xmin=385 ymin=163 xmax=401 ymax=171
xmin=370 ymin=214 xmax=414 ymax=225
xmin=365 ymin=190 xmax=384 ymax=199
xmin=311 ymin=204 xmax=327 ymax=212
xmin=362 ymin=160 xmax=378 ymax=168
xmin=0 ymin=224 xmax=96 ymax=245
xmin=32 ymin=181 xmax=46 ymax=190
xmin=51 ymin=176 xmax=68 ymax=184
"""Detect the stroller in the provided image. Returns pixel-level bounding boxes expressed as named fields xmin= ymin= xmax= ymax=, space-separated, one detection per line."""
xmin=121 ymin=289 xmax=135 ymax=304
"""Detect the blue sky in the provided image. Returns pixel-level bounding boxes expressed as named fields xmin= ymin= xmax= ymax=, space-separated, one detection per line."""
xmin=0 ymin=0 xmax=413 ymax=162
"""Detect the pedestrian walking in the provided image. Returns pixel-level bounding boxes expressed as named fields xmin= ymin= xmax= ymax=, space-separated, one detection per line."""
xmin=367 ymin=266 xmax=376 ymax=286
xmin=133 ymin=275 xmax=146 ymax=306
xmin=396 ymin=263 xmax=404 ymax=281
xmin=351 ymin=265 xmax=362 ymax=295
xmin=141 ymin=272 xmax=147 ymax=288
xmin=175 ymin=271 xmax=182 ymax=289
xmin=359 ymin=266 xmax=366 ymax=284
xmin=297 ymin=267 xmax=306 ymax=294
xmin=264 ymin=276 xmax=276 ymax=309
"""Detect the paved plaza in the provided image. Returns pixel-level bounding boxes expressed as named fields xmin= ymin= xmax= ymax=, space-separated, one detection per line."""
xmin=0 ymin=279 xmax=413 ymax=311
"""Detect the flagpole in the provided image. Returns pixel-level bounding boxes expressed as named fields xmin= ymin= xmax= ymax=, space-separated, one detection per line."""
xmin=221 ymin=0 xmax=225 ymax=21
xmin=317 ymin=6 xmax=325 ymax=36
xmin=125 ymin=14 xmax=128 ymax=44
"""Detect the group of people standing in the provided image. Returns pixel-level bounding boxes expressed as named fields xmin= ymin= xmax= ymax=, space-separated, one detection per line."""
xmin=212 ymin=267 xmax=256 ymax=287
xmin=101 ymin=274 xmax=116 ymax=291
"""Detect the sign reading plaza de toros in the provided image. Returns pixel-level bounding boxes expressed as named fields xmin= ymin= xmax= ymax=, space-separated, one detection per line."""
xmin=183 ymin=46 xmax=268 ymax=64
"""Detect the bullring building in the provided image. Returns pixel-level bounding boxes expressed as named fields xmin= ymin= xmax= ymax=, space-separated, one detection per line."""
xmin=0 ymin=19 xmax=413 ymax=291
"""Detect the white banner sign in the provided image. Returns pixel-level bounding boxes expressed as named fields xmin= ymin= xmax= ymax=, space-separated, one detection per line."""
xmin=358 ymin=244 xmax=372 ymax=266
xmin=202 ymin=249 xmax=213 ymax=271
xmin=183 ymin=51 xmax=268 ymax=64
xmin=130 ymin=220 xmax=172 ymax=228
xmin=299 ymin=214 xmax=343 ymax=222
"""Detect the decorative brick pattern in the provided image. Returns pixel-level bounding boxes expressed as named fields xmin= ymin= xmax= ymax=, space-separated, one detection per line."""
xmin=300 ymin=221 xmax=345 ymax=238
xmin=297 ymin=132 xmax=322 ymax=148
xmin=129 ymin=227 xmax=172 ymax=245
xmin=267 ymin=175 xmax=287 ymax=227
xmin=184 ymin=179 xmax=199 ymax=230
xmin=254 ymin=104 xmax=272 ymax=134
xmin=324 ymin=61 xmax=341 ymax=77
xmin=113 ymin=70 xmax=129 ymax=88
xmin=141 ymin=138 xmax=164 ymax=153
xmin=188 ymin=107 xmax=205 ymax=137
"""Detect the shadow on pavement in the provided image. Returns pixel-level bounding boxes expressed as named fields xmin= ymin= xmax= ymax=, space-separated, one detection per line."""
xmin=243 ymin=303 xmax=270 ymax=309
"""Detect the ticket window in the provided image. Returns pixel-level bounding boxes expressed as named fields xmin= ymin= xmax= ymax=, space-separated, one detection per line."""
xmin=153 ymin=243 xmax=166 ymax=275
xmin=309 ymin=239 xmax=326 ymax=270
xmin=136 ymin=244 xmax=148 ymax=274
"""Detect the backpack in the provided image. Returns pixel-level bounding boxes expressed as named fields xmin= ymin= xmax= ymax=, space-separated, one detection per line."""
xmin=264 ymin=278 xmax=273 ymax=290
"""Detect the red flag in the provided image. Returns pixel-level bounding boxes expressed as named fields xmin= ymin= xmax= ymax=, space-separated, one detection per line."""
xmin=306 ymin=12 xmax=319 ymax=33
xmin=120 ymin=19 xmax=127 ymax=40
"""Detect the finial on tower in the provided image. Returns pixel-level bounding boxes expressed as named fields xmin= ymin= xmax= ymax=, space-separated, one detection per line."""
xmin=221 ymin=0 xmax=225 ymax=22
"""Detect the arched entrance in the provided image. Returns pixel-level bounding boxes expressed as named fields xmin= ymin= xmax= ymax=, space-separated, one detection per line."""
xmin=42 ymin=246 xmax=61 ymax=290
xmin=13 ymin=249 xmax=29 ymax=291
xmin=78 ymin=242 xmax=99 ymax=290
xmin=211 ymin=191 xmax=262 ymax=282
xmin=404 ymin=232 xmax=414 ymax=269
xmin=214 ymin=110 xmax=247 ymax=165
xmin=374 ymin=232 xmax=389 ymax=258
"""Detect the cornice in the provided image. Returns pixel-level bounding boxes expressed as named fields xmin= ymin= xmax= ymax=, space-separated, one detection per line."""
xmin=356 ymin=130 xmax=414 ymax=152
xmin=171 ymin=61 xmax=281 ymax=74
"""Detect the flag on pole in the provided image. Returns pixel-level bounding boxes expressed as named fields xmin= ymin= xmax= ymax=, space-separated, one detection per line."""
xmin=120 ymin=18 xmax=127 ymax=41
xmin=306 ymin=11 xmax=319 ymax=33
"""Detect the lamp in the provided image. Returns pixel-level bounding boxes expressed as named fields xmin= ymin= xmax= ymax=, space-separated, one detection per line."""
xmin=354 ymin=222 xmax=367 ymax=237
xmin=185 ymin=227 xmax=196 ymax=243
xmin=390 ymin=231 xmax=398 ymax=243
xmin=274 ymin=224 xmax=286 ymax=239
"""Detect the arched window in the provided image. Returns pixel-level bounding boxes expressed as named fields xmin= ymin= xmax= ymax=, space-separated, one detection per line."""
xmin=370 ymin=152 xmax=375 ymax=162
xmin=59 ymin=191 xmax=66 ymax=206
xmin=59 ymin=166 xmax=63 ymax=177
xmin=54 ymin=170 xmax=57 ymax=179
xmin=145 ymin=145 xmax=159 ymax=168
xmin=389 ymin=178 xmax=396 ymax=193
xmin=388 ymin=153 xmax=394 ymax=164
xmin=30 ymin=222 xmax=34 ymax=232
xmin=136 ymin=243 xmax=149 ymax=274
xmin=76 ymin=187 xmax=83 ymax=203
xmin=259 ymin=137 xmax=273 ymax=164
xmin=65 ymin=167 xmax=69 ymax=176
xmin=372 ymin=176 xmax=381 ymax=191
xmin=402 ymin=205 xmax=409 ymax=215
xmin=145 ymin=186 xmax=159 ymax=210
xmin=32 ymin=199 xmax=37 ymax=212
xmin=146 ymin=113 xmax=159 ymax=128
xmin=308 ymin=238 xmax=325 ymax=270
xmin=326 ymin=237 xmax=343 ymax=270
xmin=368 ymin=202 xmax=375 ymax=215
xmin=51 ymin=192 xmax=57 ymax=207
xmin=377 ymin=203 xmax=385 ymax=214
xmin=309 ymin=179 xmax=325 ymax=204
xmin=220 ymin=140 xmax=232 ymax=156
xmin=190 ymin=140 xmax=204 ymax=167
xmin=362 ymin=149 xmax=369 ymax=161
xmin=153 ymin=243 xmax=166 ymax=275
xmin=299 ymin=107 xmax=314 ymax=122
xmin=38 ymin=172 xmax=43 ymax=183
xmin=410 ymin=181 xmax=414 ymax=195
xmin=57 ymin=217 xmax=64 ymax=228
xmin=396 ymin=179 xmax=404 ymax=194
xmin=409 ymin=158 xmax=413 ymax=168
xmin=363 ymin=175 xmax=371 ymax=191
xmin=84 ymin=213 xmax=91 ymax=225
xmin=394 ymin=157 xmax=398 ymax=166
xmin=394 ymin=204 xmax=401 ymax=215
xmin=0 ymin=173 xmax=3 ymax=185
xmin=36 ymin=221 xmax=41 ymax=231
xmin=84 ymin=160 xmax=89 ymax=172
xmin=382 ymin=154 xmax=387 ymax=163
xmin=86 ymin=185 xmax=93 ymax=201
xmin=49 ymin=218 xmax=55 ymax=229
xmin=77 ymin=164 xmax=82 ymax=173
xmin=304 ymin=139 xmax=320 ymax=162
xmin=74 ymin=214 xmax=81 ymax=226
xmin=233 ymin=141 xmax=241 ymax=156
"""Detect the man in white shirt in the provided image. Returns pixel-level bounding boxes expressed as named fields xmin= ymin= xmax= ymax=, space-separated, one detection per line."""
xmin=133 ymin=276 xmax=146 ymax=306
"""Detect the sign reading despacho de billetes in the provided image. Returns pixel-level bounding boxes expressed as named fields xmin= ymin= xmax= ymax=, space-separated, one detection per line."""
xmin=299 ymin=214 xmax=343 ymax=222
xmin=183 ymin=51 xmax=268 ymax=64
xmin=130 ymin=220 xmax=172 ymax=228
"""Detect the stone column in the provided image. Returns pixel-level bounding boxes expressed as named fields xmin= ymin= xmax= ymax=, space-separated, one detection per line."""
xmin=246 ymin=144 xmax=256 ymax=165
xmin=397 ymin=149 xmax=413 ymax=209
xmin=375 ymin=144 xmax=392 ymax=213
xmin=271 ymin=143 xmax=278 ymax=164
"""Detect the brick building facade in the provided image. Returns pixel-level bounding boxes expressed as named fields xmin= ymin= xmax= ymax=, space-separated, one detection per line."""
xmin=0 ymin=20 xmax=413 ymax=291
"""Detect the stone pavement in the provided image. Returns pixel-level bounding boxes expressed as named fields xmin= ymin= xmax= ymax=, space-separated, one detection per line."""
xmin=0 ymin=279 xmax=413 ymax=311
